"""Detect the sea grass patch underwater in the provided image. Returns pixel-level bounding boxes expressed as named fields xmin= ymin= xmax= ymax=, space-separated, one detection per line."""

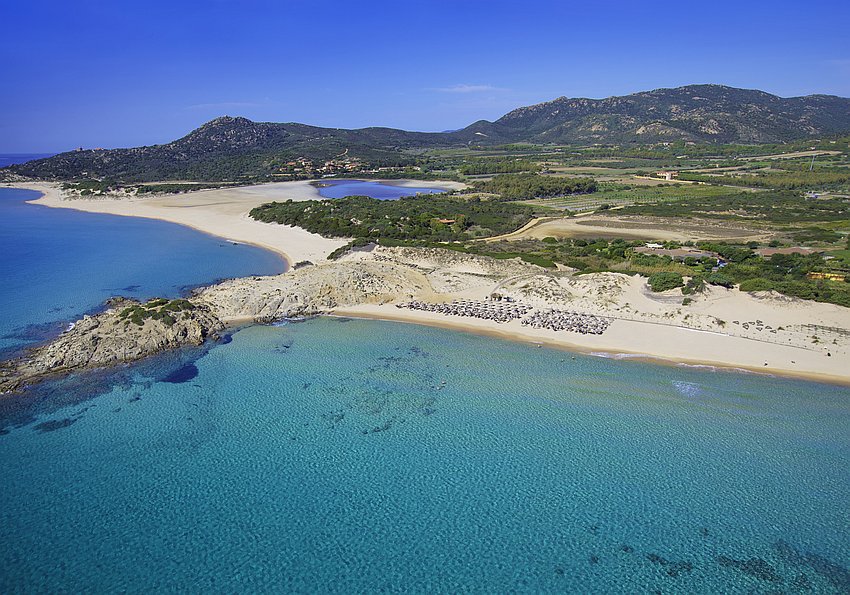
xmin=1 ymin=317 xmax=848 ymax=592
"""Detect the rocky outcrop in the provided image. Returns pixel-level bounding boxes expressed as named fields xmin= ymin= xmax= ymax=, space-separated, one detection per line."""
xmin=196 ymin=258 xmax=431 ymax=322
xmin=0 ymin=298 xmax=223 ymax=393
xmin=0 ymin=247 xmax=543 ymax=393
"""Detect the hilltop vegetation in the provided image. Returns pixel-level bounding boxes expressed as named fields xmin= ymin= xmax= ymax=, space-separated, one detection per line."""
xmin=395 ymin=236 xmax=850 ymax=307
xmin=6 ymin=85 xmax=850 ymax=183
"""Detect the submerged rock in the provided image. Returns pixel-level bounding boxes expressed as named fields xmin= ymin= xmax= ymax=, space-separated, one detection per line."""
xmin=717 ymin=555 xmax=782 ymax=583
xmin=646 ymin=553 xmax=694 ymax=578
xmin=776 ymin=539 xmax=850 ymax=591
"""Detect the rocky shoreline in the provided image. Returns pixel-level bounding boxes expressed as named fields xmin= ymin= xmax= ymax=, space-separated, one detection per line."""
xmin=3 ymin=245 xmax=850 ymax=393
xmin=0 ymin=297 xmax=224 ymax=393
xmin=0 ymin=246 xmax=534 ymax=393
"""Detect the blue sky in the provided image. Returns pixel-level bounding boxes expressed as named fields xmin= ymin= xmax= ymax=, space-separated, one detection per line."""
xmin=2 ymin=0 xmax=849 ymax=152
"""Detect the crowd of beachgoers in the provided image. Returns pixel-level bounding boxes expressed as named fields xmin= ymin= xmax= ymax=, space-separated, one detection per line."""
xmin=521 ymin=309 xmax=611 ymax=335
xmin=396 ymin=299 xmax=611 ymax=335
xmin=396 ymin=299 xmax=532 ymax=324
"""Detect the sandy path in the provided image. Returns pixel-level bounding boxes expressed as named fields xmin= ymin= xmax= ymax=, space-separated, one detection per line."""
xmin=487 ymin=215 xmax=767 ymax=243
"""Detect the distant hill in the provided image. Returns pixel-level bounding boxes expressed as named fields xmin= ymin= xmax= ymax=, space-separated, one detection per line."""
xmin=4 ymin=118 xmax=442 ymax=182
xmin=7 ymin=85 xmax=850 ymax=182
xmin=461 ymin=85 xmax=850 ymax=145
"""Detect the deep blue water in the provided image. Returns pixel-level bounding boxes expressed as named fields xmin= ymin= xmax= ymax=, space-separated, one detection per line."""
xmin=315 ymin=179 xmax=447 ymax=200
xmin=1 ymin=185 xmax=849 ymax=592
xmin=0 ymin=188 xmax=284 ymax=356
xmin=0 ymin=318 xmax=848 ymax=592
xmin=0 ymin=153 xmax=56 ymax=167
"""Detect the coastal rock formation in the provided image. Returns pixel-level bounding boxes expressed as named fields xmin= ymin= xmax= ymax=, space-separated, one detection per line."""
xmin=3 ymin=244 xmax=849 ymax=393
xmin=0 ymin=298 xmax=223 ymax=393
xmin=0 ymin=247 xmax=537 ymax=393
xmin=196 ymin=258 xmax=431 ymax=322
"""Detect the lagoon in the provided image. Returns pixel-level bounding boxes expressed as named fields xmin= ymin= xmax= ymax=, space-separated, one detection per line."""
xmin=315 ymin=179 xmax=446 ymax=200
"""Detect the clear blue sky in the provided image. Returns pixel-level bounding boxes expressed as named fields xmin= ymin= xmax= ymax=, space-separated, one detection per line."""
xmin=2 ymin=0 xmax=849 ymax=152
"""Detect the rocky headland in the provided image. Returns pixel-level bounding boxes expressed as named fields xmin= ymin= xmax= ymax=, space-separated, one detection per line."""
xmin=0 ymin=298 xmax=223 ymax=393
xmin=3 ymin=244 xmax=850 ymax=393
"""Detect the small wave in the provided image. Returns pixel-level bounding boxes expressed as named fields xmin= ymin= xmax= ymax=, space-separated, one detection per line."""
xmin=675 ymin=362 xmax=762 ymax=376
xmin=271 ymin=316 xmax=310 ymax=327
xmin=589 ymin=352 xmax=652 ymax=360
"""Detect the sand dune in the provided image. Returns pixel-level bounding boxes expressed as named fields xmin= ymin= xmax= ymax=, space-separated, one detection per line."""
xmin=8 ymin=182 xmax=848 ymax=385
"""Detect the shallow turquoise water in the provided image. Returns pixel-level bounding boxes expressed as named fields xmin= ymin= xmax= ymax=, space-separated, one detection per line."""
xmin=0 ymin=187 xmax=284 ymax=355
xmin=1 ymin=318 xmax=848 ymax=592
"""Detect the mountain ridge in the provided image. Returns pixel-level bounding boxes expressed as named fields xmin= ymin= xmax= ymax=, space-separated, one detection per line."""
xmin=7 ymin=84 xmax=850 ymax=181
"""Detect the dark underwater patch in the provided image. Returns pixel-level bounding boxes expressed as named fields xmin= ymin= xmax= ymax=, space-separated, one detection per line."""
xmin=775 ymin=539 xmax=850 ymax=591
xmin=717 ymin=555 xmax=782 ymax=582
xmin=161 ymin=363 xmax=199 ymax=384
xmin=2 ymin=320 xmax=69 ymax=344
xmin=34 ymin=417 xmax=77 ymax=433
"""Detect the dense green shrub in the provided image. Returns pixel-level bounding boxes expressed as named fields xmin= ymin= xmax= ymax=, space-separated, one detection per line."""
xmin=648 ymin=272 xmax=684 ymax=292
xmin=251 ymin=195 xmax=545 ymax=242
xmin=472 ymin=173 xmax=596 ymax=200
xmin=682 ymin=276 xmax=706 ymax=295
xmin=705 ymin=272 xmax=734 ymax=288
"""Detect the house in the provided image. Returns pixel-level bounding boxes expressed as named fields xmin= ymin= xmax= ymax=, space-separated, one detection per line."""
xmin=655 ymin=171 xmax=679 ymax=181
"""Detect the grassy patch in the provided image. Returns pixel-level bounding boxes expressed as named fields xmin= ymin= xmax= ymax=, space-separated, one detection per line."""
xmin=119 ymin=298 xmax=195 ymax=326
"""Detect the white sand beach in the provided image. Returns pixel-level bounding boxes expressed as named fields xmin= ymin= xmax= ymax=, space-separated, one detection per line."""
xmin=13 ymin=181 xmax=349 ymax=265
xmin=8 ymin=181 xmax=849 ymax=385
xmin=15 ymin=179 xmax=465 ymax=265
xmin=333 ymin=302 xmax=850 ymax=385
xmin=330 ymin=248 xmax=850 ymax=385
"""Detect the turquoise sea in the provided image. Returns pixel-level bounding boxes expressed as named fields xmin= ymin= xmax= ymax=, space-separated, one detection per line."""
xmin=0 ymin=188 xmax=284 ymax=357
xmin=1 ymin=187 xmax=849 ymax=592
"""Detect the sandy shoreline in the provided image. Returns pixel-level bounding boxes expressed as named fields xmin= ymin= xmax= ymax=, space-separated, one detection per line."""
xmin=330 ymin=304 xmax=850 ymax=386
xmin=4 ymin=180 xmax=849 ymax=386
xmin=9 ymin=179 xmax=464 ymax=267
xmin=9 ymin=181 xmax=351 ymax=266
